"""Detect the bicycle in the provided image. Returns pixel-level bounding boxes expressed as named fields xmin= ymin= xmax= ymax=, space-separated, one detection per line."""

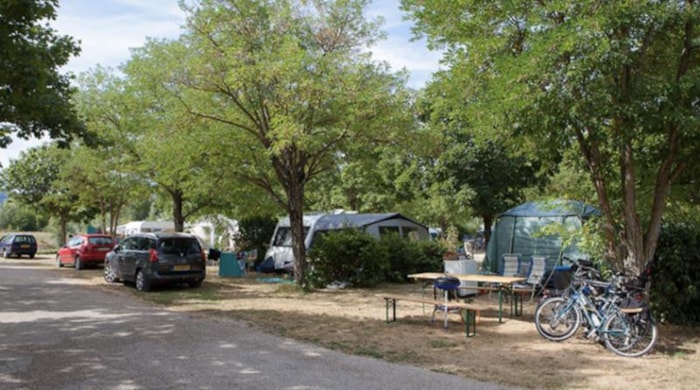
xmin=534 ymin=257 xmax=657 ymax=357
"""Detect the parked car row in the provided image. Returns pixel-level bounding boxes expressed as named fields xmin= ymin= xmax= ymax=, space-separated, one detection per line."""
xmin=1 ymin=231 xmax=207 ymax=293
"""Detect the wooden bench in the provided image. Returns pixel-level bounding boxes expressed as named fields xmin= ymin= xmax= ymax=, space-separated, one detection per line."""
xmin=378 ymin=294 xmax=482 ymax=337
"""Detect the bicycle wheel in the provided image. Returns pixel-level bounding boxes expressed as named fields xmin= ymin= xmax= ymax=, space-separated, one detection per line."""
xmin=602 ymin=310 xmax=658 ymax=357
xmin=535 ymin=296 xmax=581 ymax=341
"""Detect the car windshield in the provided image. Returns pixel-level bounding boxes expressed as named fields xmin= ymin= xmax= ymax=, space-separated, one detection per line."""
xmin=158 ymin=238 xmax=201 ymax=255
xmin=15 ymin=235 xmax=35 ymax=243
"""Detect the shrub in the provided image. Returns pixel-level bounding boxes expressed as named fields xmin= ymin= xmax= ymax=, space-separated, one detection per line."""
xmin=414 ymin=239 xmax=444 ymax=272
xmin=307 ymin=229 xmax=385 ymax=288
xmin=651 ymin=223 xmax=700 ymax=325
xmin=378 ymin=234 xmax=443 ymax=282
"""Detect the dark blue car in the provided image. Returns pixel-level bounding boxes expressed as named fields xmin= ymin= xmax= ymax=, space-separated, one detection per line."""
xmin=0 ymin=233 xmax=38 ymax=258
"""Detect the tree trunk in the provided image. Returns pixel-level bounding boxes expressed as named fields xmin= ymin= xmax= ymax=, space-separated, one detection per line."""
xmin=59 ymin=216 xmax=67 ymax=245
xmin=99 ymin=198 xmax=107 ymax=234
xmin=284 ymin=162 xmax=307 ymax=286
xmin=619 ymin=135 xmax=644 ymax=274
xmin=270 ymin=145 xmax=309 ymax=287
xmin=170 ymin=189 xmax=185 ymax=232
xmin=110 ymin=206 xmax=121 ymax=237
xmin=288 ymin=187 xmax=306 ymax=285
xmin=482 ymin=214 xmax=493 ymax=250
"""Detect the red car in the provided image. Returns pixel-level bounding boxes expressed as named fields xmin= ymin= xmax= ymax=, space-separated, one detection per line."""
xmin=56 ymin=234 xmax=116 ymax=270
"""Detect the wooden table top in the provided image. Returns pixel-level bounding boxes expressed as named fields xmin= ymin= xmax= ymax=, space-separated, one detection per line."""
xmin=407 ymin=272 xmax=526 ymax=285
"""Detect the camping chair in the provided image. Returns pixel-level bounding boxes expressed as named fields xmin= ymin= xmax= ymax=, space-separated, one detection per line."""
xmin=513 ymin=255 xmax=547 ymax=302
xmin=501 ymin=253 xmax=525 ymax=277
xmin=484 ymin=254 xmax=524 ymax=300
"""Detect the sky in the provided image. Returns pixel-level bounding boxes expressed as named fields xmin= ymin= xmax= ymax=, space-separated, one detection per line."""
xmin=1 ymin=0 xmax=442 ymax=168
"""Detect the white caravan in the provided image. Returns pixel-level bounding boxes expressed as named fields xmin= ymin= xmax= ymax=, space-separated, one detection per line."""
xmin=263 ymin=212 xmax=430 ymax=272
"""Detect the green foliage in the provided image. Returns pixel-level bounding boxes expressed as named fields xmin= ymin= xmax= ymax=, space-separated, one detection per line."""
xmin=651 ymin=223 xmax=700 ymax=326
xmin=234 ymin=215 xmax=278 ymax=266
xmin=164 ymin=0 xmax=413 ymax=283
xmin=307 ymin=229 xmax=442 ymax=287
xmin=0 ymin=0 xmax=86 ymax=149
xmin=0 ymin=144 xmax=98 ymax=243
xmin=126 ymin=198 xmax=155 ymax=222
xmin=402 ymin=0 xmax=700 ymax=272
xmin=307 ymin=229 xmax=385 ymax=288
xmin=378 ymin=233 xmax=443 ymax=282
xmin=0 ymin=201 xmax=47 ymax=231
xmin=429 ymin=111 xmax=548 ymax=228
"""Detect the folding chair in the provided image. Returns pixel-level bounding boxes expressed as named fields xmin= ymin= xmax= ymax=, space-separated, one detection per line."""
xmin=485 ymin=254 xmax=524 ymax=300
xmin=513 ymin=255 xmax=547 ymax=302
xmin=501 ymin=253 xmax=524 ymax=277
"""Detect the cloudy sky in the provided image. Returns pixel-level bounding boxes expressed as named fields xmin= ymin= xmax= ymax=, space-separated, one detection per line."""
xmin=1 ymin=0 xmax=441 ymax=168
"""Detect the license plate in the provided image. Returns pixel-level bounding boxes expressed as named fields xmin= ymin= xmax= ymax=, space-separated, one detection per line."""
xmin=97 ymin=247 xmax=110 ymax=251
xmin=173 ymin=265 xmax=191 ymax=271
xmin=20 ymin=244 xmax=30 ymax=249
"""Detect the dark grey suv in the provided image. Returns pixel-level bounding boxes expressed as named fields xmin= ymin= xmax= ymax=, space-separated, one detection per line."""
xmin=104 ymin=232 xmax=206 ymax=291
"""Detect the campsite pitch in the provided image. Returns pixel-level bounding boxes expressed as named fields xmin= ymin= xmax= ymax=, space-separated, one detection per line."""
xmin=49 ymin=259 xmax=700 ymax=390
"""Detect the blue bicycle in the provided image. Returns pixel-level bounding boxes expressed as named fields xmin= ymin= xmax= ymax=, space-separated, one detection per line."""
xmin=534 ymin=258 xmax=657 ymax=357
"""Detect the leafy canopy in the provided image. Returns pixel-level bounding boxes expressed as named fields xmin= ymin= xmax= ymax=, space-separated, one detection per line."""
xmin=0 ymin=0 xmax=86 ymax=149
xmin=402 ymin=0 xmax=700 ymax=272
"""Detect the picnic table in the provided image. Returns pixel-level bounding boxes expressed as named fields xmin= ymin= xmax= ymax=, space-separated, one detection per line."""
xmin=407 ymin=272 xmax=527 ymax=323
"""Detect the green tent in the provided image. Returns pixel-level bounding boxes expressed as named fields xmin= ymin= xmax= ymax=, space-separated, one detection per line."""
xmin=483 ymin=200 xmax=600 ymax=274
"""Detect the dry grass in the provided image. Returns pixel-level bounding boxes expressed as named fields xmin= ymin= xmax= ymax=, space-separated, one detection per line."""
xmin=32 ymin=256 xmax=700 ymax=390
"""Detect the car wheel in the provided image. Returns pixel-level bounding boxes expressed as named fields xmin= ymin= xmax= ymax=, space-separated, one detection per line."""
xmin=135 ymin=270 xmax=151 ymax=292
xmin=74 ymin=256 xmax=83 ymax=270
xmin=29 ymin=253 xmax=35 ymax=259
xmin=188 ymin=279 xmax=203 ymax=288
xmin=56 ymin=255 xmax=64 ymax=268
xmin=103 ymin=261 xmax=119 ymax=283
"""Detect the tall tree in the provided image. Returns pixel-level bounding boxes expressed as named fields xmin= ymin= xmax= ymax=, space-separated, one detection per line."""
xmin=416 ymin=83 xmax=549 ymax=243
xmin=75 ymin=66 xmax=239 ymax=233
xmin=140 ymin=0 xmax=410 ymax=285
xmin=0 ymin=145 xmax=96 ymax=243
xmin=0 ymin=0 xmax=86 ymax=151
xmin=435 ymin=133 xmax=544 ymax=248
xmin=73 ymin=68 xmax=154 ymax=234
xmin=58 ymin=146 xmax=140 ymax=236
xmin=402 ymin=0 xmax=700 ymax=273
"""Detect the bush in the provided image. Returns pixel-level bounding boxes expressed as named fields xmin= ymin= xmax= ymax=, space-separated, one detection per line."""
xmin=414 ymin=239 xmax=444 ymax=272
xmin=651 ymin=223 xmax=700 ymax=325
xmin=378 ymin=234 xmax=443 ymax=282
xmin=234 ymin=215 xmax=278 ymax=268
xmin=307 ymin=229 xmax=386 ymax=288
xmin=307 ymin=229 xmax=443 ymax=288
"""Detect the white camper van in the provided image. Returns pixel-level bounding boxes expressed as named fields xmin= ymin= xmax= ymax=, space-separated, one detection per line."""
xmin=262 ymin=212 xmax=430 ymax=272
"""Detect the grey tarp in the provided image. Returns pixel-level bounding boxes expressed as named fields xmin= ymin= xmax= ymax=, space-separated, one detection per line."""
xmin=483 ymin=200 xmax=600 ymax=274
